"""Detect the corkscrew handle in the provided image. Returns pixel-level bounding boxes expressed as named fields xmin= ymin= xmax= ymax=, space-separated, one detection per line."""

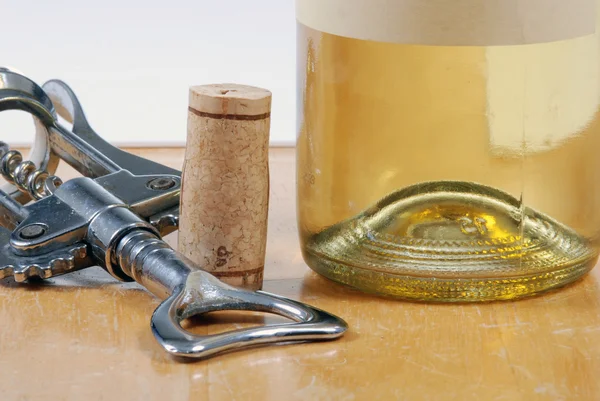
xmin=115 ymin=230 xmax=348 ymax=358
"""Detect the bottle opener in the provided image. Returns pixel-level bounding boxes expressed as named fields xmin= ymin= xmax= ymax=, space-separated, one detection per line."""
xmin=0 ymin=68 xmax=347 ymax=359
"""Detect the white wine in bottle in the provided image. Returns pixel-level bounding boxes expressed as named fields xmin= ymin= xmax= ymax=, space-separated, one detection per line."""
xmin=296 ymin=0 xmax=600 ymax=301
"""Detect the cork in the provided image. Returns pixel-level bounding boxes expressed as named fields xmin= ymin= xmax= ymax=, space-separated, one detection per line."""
xmin=179 ymin=84 xmax=271 ymax=290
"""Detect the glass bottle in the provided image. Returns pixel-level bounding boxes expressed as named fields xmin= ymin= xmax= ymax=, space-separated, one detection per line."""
xmin=296 ymin=0 xmax=600 ymax=301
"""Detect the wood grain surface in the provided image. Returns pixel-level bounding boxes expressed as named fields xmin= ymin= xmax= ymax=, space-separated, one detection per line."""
xmin=2 ymin=147 xmax=599 ymax=401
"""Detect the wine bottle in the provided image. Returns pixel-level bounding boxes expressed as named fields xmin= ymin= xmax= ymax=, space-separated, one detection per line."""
xmin=296 ymin=0 xmax=600 ymax=301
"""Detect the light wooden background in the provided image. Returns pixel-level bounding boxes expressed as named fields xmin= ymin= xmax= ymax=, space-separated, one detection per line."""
xmin=1 ymin=148 xmax=599 ymax=401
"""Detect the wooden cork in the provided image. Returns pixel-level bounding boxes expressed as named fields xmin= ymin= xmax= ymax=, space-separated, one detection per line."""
xmin=179 ymin=84 xmax=271 ymax=290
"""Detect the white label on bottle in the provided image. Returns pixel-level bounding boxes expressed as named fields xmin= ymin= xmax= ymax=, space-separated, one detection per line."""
xmin=296 ymin=0 xmax=596 ymax=46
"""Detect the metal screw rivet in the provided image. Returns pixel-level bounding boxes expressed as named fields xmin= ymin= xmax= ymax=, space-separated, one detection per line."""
xmin=147 ymin=177 xmax=177 ymax=191
xmin=19 ymin=224 xmax=47 ymax=239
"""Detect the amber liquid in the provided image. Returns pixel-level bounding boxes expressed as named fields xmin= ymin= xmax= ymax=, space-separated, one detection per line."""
xmin=297 ymin=23 xmax=600 ymax=301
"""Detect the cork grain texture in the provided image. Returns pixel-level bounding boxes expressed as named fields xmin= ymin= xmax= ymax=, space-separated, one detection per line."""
xmin=179 ymin=84 xmax=272 ymax=290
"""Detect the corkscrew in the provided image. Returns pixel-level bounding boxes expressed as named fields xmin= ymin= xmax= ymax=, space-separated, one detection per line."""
xmin=0 ymin=68 xmax=347 ymax=359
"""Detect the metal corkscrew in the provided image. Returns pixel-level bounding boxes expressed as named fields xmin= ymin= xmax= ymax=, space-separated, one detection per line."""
xmin=0 ymin=69 xmax=347 ymax=359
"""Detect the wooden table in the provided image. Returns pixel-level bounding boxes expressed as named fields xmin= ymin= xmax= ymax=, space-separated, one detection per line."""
xmin=2 ymin=148 xmax=599 ymax=401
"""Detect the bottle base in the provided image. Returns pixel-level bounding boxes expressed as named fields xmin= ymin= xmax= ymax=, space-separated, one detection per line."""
xmin=302 ymin=181 xmax=598 ymax=301
xmin=304 ymin=249 xmax=596 ymax=301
